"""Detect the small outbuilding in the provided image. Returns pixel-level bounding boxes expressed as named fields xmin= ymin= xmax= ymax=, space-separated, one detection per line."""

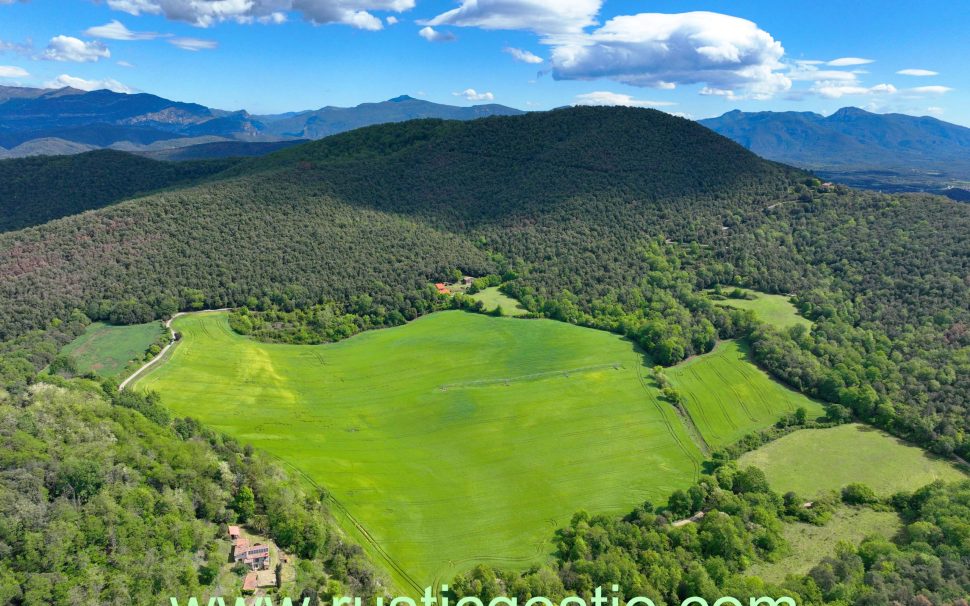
xmin=434 ymin=283 xmax=451 ymax=295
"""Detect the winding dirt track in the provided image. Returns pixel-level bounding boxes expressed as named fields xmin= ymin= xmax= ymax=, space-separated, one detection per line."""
xmin=117 ymin=308 xmax=230 ymax=391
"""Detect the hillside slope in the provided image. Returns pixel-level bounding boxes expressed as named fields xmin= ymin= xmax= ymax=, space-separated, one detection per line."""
xmin=0 ymin=150 xmax=239 ymax=231
xmin=1 ymin=107 xmax=968 ymax=462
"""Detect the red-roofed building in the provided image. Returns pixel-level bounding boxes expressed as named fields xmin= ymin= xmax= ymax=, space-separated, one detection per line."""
xmin=228 ymin=525 xmax=241 ymax=540
xmin=233 ymin=539 xmax=271 ymax=570
xmin=242 ymin=572 xmax=258 ymax=594
xmin=434 ymin=283 xmax=451 ymax=294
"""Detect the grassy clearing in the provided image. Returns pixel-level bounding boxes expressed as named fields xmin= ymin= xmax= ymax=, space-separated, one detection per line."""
xmin=711 ymin=289 xmax=812 ymax=330
xmin=666 ymin=340 xmax=826 ymax=449
xmin=135 ymin=311 xmax=701 ymax=592
xmin=469 ymin=287 xmax=528 ymax=316
xmin=61 ymin=321 xmax=165 ymax=379
xmin=740 ymin=423 xmax=966 ymax=497
xmin=747 ymin=507 xmax=902 ymax=582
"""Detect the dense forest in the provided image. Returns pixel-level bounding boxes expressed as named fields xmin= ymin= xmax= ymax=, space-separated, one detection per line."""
xmin=0 ymin=150 xmax=238 ymax=232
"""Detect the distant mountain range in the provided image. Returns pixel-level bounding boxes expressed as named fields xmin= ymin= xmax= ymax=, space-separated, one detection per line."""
xmin=0 ymin=86 xmax=523 ymax=160
xmin=701 ymin=107 xmax=970 ymax=200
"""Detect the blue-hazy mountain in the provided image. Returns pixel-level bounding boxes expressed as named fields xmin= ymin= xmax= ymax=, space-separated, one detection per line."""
xmin=0 ymin=86 xmax=522 ymax=159
xmin=700 ymin=107 xmax=970 ymax=199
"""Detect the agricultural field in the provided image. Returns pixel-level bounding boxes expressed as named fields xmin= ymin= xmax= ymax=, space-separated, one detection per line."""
xmin=134 ymin=310 xmax=701 ymax=593
xmin=710 ymin=289 xmax=812 ymax=330
xmin=60 ymin=321 xmax=165 ymax=379
xmin=666 ymin=340 xmax=826 ymax=449
xmin=746 ymin=507 xmax=902 ymax=582
xmin=740 ymin=423 xmax=966 ymax=497
xmin=469 ymin=287 xmax=528 ymax=316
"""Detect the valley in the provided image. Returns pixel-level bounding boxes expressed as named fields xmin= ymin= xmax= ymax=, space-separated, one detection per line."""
xmin=2 ymin=104 xmax=969 ymax=605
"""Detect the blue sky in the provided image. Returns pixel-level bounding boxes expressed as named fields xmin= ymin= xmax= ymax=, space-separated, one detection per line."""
xmin=0 ymin=0 xmax=965 ymax=125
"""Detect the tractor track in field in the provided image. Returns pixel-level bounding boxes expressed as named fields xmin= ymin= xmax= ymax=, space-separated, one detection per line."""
xmin=634 ymin=353 xmax=702 ymax=479
xmin=265 ymin=453 xmax=425 ymax=596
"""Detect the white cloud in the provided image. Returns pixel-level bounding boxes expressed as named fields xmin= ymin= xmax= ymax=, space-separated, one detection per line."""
xmin=425 ymin=0 xmax=602 ymax=37
xmin=504 ymin=46 xmax=543 ymax=64
xmin=909 ymin=85 xmax=952 ymax=95
xmin=418 ymin=26 xmax=455 ymax=42
xmin=386 ymin=15 xmax=398 ymax=25
xmin=827 ymin=57 xmax=873 ymax=67
xmin=0 ymin=65 xmax=29 ymax=78
xmin=84 ymin=20 xmax=160 ymax=41
xmin=549 ymin=12 xmax=790 ymax=100
xmin=105 ymin=0 xmax=414 ymax=30
xmin=117 ymin=60 xmax=135 ymax=67
xmin=168 ymin=36 xmax=218 ymax=51
xmin=453 ymin=88 xmax=494 ymax=101
xmin=45 ymin=74 xmax=133 ymax=93
xmin=788 ymin=61 xmax=858 ymax=82
xmin=573 ymin=91 xmax=676 ymax=107
xmin=926 ymin=106 xmax=944 ymax=116
xmin=897 ymin=68 xmax=938 ymax=77
xmin=43 ymin=36 xmax=110 ymax=62
xmin=811 ymin=80 xmax=896 ymax=99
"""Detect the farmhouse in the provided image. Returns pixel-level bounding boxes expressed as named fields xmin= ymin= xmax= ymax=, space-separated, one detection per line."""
xmin=434 ymin=283 xmax=451 ymax=294
xmin=234 ymin=540 xmax=271 ymax=570
xmin=228 ymin=528 xmax=272 ymax=570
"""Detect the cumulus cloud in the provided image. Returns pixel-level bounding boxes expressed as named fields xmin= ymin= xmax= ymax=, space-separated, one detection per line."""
xmin=418 ymin=26 xmax=455 ymax=42
xmin=0 ymin=65 xmax=28 ymax=77
xmin=504 ymin=46 xmax=543 ymax=64
xmin=827 ymin=57 xmax=873 ymax=67
xmin=897 ymin=68 xmax=938 ymax=77
xmin=84 ymin=20 xmax=160 ymax=40
xmin=168 ymin=36 xmax=218 ymax=50
xmin=45 ymin=74 xmax=133 ymax=93
xmin=385 ymin=15 xmax=398 ymax=25
xmin=549 ymin=12 xmax=790 ymax=100
xmin=105 ymin=0 xmax=414 ymax=30
xmin=453 ymin=88 xmax=494 ymax=101
xmin=43 ymin=36 xmax=110 ymax=62
xmin=573 ymin=91 xmax=676 ymax=107
xmin=425 ymin=0 xmax=602 ymax=37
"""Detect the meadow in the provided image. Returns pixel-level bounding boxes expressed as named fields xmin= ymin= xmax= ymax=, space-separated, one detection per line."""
xmin=469 ymin=287 xmax=528 ymax=316
xmin=746 ymin=507 xmax=902 ymax=582
xmin=61 ymin=321 xmax=165 ymax=379
xmin=710 ymin=289 xmax=812 ymax=330
xmin=135 ymin=311 xmax=701 ymax=592
xmin=666 ymin=340 xmax=826 ymax=449
xmin=740 ymin=423 xmax=966 ymax=497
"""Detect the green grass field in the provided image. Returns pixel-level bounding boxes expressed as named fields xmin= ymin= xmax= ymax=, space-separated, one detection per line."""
xmin=135 ymin=311 xmax=701 ymax=592
xmin=61 ymin=321 xmax=165 ymax=379
xmin=711 ymin=289 xmax=812 ymax=330
xmin=747 ymin=507 xmax=902 ymax=582
xmin=469 ymin=287 xmax=528 ymax=316
xmin=666 ymin=340 xmax=826 ymax=449
xmin=740 ymin=424 xmax=966 ymax=497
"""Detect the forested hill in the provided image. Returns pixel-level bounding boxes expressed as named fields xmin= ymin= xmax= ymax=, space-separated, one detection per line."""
xmin=0 ymin=150 xmax=239 ymax=231
xmin=1 ymin=106 xmax=969 ymax=461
